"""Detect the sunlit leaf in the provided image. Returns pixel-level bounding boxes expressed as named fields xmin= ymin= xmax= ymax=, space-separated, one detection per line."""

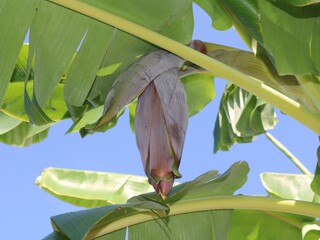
xmin=2 ymin=81 xmax=68 ymax=122
xmin=0 ymin=112 xmax=22 ymax=134
xmin=0 ymin=0 xmax=40 ymax=106
xmin=0 ymin=121 xmax=53 ymax=147
xmin=43 ymin=162 xmax=249 ymax=239
xmin=0 ymin=0 xmax=194 ymax=132
xmin=261 ymin=173 xmax=317 ymax=202
xmin=36 ymin=168 xmax=154 ymax=208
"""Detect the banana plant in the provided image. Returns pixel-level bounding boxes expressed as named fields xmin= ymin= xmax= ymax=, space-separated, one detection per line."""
xmin=1 ymin=0 xmax=320 ymax=239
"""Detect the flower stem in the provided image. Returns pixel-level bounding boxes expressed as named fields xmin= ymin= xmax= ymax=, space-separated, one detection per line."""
xmin=265 ymin=132 xmax=311 ymax=174
xmin=86 ymin=195 xmax=320 ymax=239
xmin=49 ymin=0 xmax=320 ymax=135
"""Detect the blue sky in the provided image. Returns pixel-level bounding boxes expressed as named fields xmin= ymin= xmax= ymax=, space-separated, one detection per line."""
xmin=0 ymin=4 xmax=318 ymax=239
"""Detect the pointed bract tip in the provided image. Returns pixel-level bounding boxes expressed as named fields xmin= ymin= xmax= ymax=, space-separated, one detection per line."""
xmin=151 ymin=178 xmax=174 ymax=199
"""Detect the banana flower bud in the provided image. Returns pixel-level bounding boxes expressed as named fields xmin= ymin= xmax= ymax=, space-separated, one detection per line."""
xmin=135 ymin=67 xmax=188 ymax=199
xmin=96 ymin=50 xmax=184 ymax=128
xmin=98 ymin=41 xmax=206 ymax=198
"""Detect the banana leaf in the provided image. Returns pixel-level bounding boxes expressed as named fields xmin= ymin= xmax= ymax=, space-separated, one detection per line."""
xmin=213 ymin=83 xmax=277 ymax=152
xmin=43 ymin=161 xmax=249 ymax=239
xmin=36 ymin=168 xmax=154 ymax=208
xmin=0 ymin=0 xmax=193 ymax=124
xmin=261 ymin=173 xmax=318 ymax=202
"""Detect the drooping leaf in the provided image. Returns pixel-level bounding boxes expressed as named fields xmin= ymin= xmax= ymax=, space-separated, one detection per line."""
xmin=0 ymin=112 xmax=22 ymax=134
xmin=63 ymin=21 xmax=114 ymax=115
xmin=43 ymin=162 xmax=249 ymax=239
xmin=0 ymin=0 xmax=194 ymax=134
xmin=36 ymin=168 xmax=154 ymax=208
xmin=28 ymin=1 xmax=88 ymax=109
xmin=213 ymin=83 xmax=277 ymax=152
xmin=0 ymin=0 xmax=40 ymax=106
xmin=0 ymin=121 xmax=53 ymax=147
xmin=66 ymin=106 xmax=104 ymax=134
xmin=76 ymin=108 xmax=125 ymax=138
xmin=261 ymin=173 xmax=317 ymax=202
xmin=2 ymin=81 xmax=68 ymax=122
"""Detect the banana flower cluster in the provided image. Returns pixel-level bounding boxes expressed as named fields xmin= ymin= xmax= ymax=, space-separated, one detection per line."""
xmin=97 ymin=41 xmax=206 ymax=198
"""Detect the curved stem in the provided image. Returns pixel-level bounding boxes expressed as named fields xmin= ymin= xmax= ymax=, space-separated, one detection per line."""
xmin=265 ymin=132 xmax=312 ymax=174
xmin=85 ymin=195 xmax=320 ymax=239
xmin=49 ymin=0 xmax=320 ymax=135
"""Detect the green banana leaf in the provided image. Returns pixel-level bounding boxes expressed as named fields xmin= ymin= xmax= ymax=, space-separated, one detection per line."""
xmin=42 ymin=161 xmax=320 ymax=239
xmin=259 ymin=1 xmax=320 ymax=75
xmin=2 ymin=0 xmax=320 ymax=145
xmin=36 ymin=168 xmax=154 ymax=208
xmin=0 ymin=112 xmax=22 ymax=134
xmin=181 ymin=73 xmax=215 ymax=117
xmin=213 ymin=83 xmax=277 ymax=152
xmin=192 ymin=0 xmax=320 ymax=137
xmin=261 ymin=173 xmax=318 ymax=202
xmin=0 ymin=0 xmax=193 ymax=125
xmin=0 ymin=120 xmax=53 ymax=147
xmin=195 ymin=0 xmax=320 ymax=75
xmin=2 ymin=80 xmax=68 ymax=122
xmin=1 ymin=44 xmax=216 ymax=145
xmin=203 ymin=42 xmax=317 ymax=113
xmin=43 ymin=161 xmax=249 ymax=239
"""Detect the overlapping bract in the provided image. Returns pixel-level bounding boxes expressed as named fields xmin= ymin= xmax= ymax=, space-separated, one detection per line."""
xmin=135 ymin=68 xmax=188 ymax=198
xmin=98 ymin=50 xmax=188 ymax=198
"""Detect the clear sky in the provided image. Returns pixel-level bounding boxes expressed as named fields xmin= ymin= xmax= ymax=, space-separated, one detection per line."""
xmin=1 ymin=4 xmax=318 ymax=239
